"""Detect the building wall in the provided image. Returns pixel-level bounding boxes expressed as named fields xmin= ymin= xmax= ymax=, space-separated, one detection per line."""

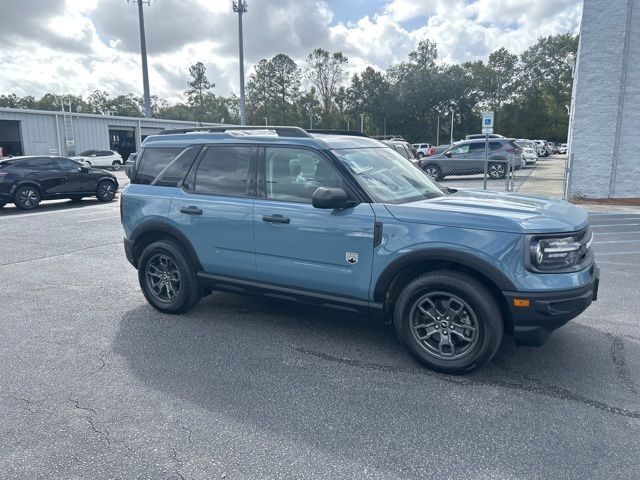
xmin=0 ymin=109 xmax=208 ymax=157
xmin=568 ymin=0 xmax=640 ymax=198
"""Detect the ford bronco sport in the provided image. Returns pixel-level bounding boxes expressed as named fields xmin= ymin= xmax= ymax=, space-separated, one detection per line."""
xmin=121 ymin=126 xmax=599 ymax=374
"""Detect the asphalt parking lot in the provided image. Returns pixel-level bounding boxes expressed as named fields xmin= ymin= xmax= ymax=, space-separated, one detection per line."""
xmin=1 ymin=198 xmax=639 ymax=479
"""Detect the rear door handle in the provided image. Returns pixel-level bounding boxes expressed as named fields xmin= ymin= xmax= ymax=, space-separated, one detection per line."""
xmin=262 ymin=214 xmax=290 ymax=224
xmin=180 ymin=206 xmax=203 ymax=215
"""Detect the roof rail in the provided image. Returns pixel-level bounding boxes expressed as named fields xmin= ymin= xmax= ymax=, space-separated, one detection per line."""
xmin=371 ymin=135 xmax=405 ymax=141
xmin=158 ymin=125 xmax=312 ymax=138
xmin=307 ymin=129 xmax=369 ymax=137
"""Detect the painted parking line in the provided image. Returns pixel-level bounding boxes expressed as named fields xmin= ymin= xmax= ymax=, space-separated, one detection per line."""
xmin=591 ymin=223 xmax=640 ymax=228
xmin=77 ymin=215 xmax=121 ymax=223
xmin=0 ymin=205 xmax=118 ymax=221
xmin=594 ymin=239 xmax=640 ymax=244
xmin=595 ymin=251 xmax=640 ymax=256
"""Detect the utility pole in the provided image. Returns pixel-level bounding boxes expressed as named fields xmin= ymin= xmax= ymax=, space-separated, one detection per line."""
xmin=360 ymin=113 xmax=364 ymax=133
xmin=130 ymin=0 xmax=152 ymax=118
xmin=233 ymin=0 xmax=247 ymax=125
xmin=436 ymin=114 xmax=440 ymax=146
xmin=450 ymin=109 xmax=454 ymax=144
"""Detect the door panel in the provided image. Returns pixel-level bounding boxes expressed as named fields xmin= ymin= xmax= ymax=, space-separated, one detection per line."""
xmin=168 ymin=145 xmax=256 ymax=279
xmin=254 ymin=146 xmax=376 ymax=300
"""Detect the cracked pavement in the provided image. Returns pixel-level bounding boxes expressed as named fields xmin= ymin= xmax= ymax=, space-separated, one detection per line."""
xmin=1 ymin=199 xmax=639 ymax=479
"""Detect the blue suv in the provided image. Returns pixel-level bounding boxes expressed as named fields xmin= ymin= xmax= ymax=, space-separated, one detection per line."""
xmin=121 ymin=126 xmax=599 ymax=374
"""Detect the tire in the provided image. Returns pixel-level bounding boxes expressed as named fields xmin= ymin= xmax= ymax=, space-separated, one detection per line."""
xmin=487 ymin=162 xmax=506 ymax=179
xmin=14 ymin=185 xmax=41 ymax=210
xmin=393 ymin=270 xmax=503 ymax=374
xmin=112 ymin=161 xmax=122 ymax=171
xmin=423 ymin=164 xmax=443 ymax=181
xmin=96 ymin=180 xmax=116 ymax=202
xmin=70 ymin=196 xmax=83 ymax=203
xmin=138 ymin=240 xmax=201 ymax=314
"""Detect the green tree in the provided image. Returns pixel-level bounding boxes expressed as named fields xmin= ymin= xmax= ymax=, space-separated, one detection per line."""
xmin=186 ymin=62 xmax=215 ymax=123
xmin=304 ymin=48 xmax=348 ymax=118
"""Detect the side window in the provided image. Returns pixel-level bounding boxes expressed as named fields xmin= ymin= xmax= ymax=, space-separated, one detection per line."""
xmin=56 ymin=159 xmax=81 ymax=171
xmin=152 ymin=146 xmax=200 ymax=187
xmin=97 ymin=151 xmax=111 ymax=157
xmin=450 ymin=144 xmax=470 ymax=155
xmin=265 ymin=147 xmax=342 ymax=203
xmin=489 ymin=141 xmax=502 ymax=151
xmin=468 ymin=143 xmax=485 ymax=155
xmin=133 ymin=147 xmax=183 ymax=185
xmin=193 ymin=146 xmax=252 ymax=197
xmin=23 ymin=159 xmax=56 ymax=170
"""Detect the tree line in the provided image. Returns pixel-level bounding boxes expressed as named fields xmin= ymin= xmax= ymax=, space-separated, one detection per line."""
xmin=0 ymin=34 xmax=577 ymax=143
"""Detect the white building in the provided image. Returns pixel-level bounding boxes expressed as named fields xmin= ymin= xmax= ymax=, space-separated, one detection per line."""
xmin=0 ymin=108 xmax=212 ymax=161
xmin=568 ymin=0 xmax=640 ymax=199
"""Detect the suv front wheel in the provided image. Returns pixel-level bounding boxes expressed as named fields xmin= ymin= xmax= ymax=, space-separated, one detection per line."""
xmin=394 ymin=270 xmax=503 ymax=374
xmin=138 ymin=240 xmax=202 ymax=314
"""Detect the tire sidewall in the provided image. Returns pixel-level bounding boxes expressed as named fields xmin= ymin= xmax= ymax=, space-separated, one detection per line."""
xmin=14 ymin=185 xmax=41 ymax=210
xmin=138 ymin=240 xmax=200 ymax=314
xmin=112 ymin=161 xmax=121 ymax=171
xmin=394 ymin=272 xmax=503 ymax=373
xmin=96 ymin=180 xmax=116 ymax=202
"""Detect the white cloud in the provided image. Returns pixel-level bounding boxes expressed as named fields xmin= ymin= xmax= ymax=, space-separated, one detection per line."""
xmin=0 ymin=0 xmax=582 ymax=104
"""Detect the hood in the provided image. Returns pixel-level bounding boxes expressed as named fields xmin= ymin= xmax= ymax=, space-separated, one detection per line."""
xmin=384 ymin=190 xmax=589 ymax=234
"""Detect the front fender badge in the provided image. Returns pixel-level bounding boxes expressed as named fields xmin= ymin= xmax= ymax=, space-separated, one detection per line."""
xmin=346 ymin=252 xmax=358 ymax=265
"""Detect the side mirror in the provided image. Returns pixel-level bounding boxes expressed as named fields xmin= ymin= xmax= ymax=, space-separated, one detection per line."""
xmin=80 ymin=165 xmax=90 ymax=172
xmin=312 ymin=187 xmax=356 ymax=209
xmin=445 ymin=152 xmax=452 ymax=158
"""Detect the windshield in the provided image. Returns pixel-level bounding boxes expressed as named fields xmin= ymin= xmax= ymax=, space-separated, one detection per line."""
xmin=332 ymin=147 xmax=444 ymax=204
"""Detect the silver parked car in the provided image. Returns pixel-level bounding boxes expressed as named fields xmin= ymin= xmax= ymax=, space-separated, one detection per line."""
xmin=418 ymin=138 xmax=524 ymax=181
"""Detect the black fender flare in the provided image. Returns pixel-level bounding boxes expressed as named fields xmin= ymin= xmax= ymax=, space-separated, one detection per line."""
xmin=373 ymin=248 xmax=517 ymax=302
xmin=129 ymin=220 xmax=203 ymax=271
xmin=11 ymin=180 xmax=43 ymax=197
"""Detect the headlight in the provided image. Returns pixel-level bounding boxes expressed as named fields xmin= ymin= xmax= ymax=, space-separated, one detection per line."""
xmin=529 ymin=235 xmax=587 ymax=271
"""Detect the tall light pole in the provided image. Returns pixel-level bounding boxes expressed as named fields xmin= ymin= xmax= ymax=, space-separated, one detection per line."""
xmin=233 ymin=0 xmax=247 ymax=125
xmin=130 ymin=0 xmax=152 ymax=118
xmin=450 ymin=109 xmax=454 ymax=144
xmin=360 ymin=113 xmax=364 ymax=133
xmin=263 ymin=117 xmax=268 ymax=126
xmin=436 ymin=114 xmax=440 ymax=146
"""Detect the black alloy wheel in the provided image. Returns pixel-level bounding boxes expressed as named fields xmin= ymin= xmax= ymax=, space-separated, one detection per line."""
xmin=112 ymin=161 xmax=122 ymax=171
xmin=394 ymin=270 xmax=503 ymax=374
xmin=96 ymin=180 xmax=116 ymax=202
xmin=138 ymin=240 xmax=201 ymax=313
xmin=14 ymin=186 xmax=41 ymax=210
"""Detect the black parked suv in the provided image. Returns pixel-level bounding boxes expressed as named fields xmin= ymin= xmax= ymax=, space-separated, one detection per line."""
xmin=0 ymin=156 xmax=118 ymax=210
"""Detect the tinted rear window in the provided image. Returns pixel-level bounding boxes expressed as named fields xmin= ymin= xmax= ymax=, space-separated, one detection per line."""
xmin=133 ymin=147 xmax=186 ymax=185
xmin=151 ymin=146 xmax=201 ymax=187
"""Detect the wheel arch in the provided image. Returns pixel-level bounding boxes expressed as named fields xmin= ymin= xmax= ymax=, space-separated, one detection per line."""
xmin=375 ymin=250 xmax=515 ymax=334
xmin=129 ymin=221 xmax=203 ymax=271
xmin=12 ymin=181 xmax=43 ymax=197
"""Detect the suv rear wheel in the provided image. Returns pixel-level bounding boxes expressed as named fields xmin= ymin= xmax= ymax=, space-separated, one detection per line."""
xmin=14 ymin=186 xmax=41 ymax=210
xmin=138 ymin=240 xmax=201 ymax=313
xmin=393 ymin=270 xmax=503 ymax=374
xmin=112 ymin=161 xmax=122 ymax=171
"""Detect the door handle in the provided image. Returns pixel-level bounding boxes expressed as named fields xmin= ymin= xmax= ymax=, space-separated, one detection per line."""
xmin=262 ymin=214 xmax=290 ymax=224
xmin=180 ymin=206 xmax=203 ymax=215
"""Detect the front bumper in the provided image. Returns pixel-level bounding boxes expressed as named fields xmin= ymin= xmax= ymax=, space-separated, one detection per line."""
xmin=503 ymin=266 xmax=599 ymax=346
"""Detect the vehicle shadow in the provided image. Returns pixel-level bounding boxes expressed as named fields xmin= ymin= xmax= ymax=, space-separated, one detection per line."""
xmin=113 ymin=292 xmax=640 ymax=450
xmin=0 ymin=197 xmax=117 ymax=216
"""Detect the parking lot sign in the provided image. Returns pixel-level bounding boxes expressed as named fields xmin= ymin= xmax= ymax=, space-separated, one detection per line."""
xmin=481 ymin=111 xmax=494 ymax=134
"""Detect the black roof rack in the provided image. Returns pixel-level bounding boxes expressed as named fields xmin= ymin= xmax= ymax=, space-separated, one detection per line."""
xmin=307 ymin=129 xmax=369 ymax=137
xmin=158 ymin=125 xmax=312 ymax=138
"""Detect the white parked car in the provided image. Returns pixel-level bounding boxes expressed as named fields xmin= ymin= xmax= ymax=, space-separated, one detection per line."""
xmin=411 ymin=143 xmax=434 ymax=158
xmin=558 ymin=143 xmax=568 ymax=154
xmin=73 ymin=150 xmax=124 ymax=170
xmin=516 ymin=140 xmax=538 ymax=166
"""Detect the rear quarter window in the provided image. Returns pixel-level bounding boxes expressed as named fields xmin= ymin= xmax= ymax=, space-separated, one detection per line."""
xmin=133 ymin=147 xmax=187 ymax=185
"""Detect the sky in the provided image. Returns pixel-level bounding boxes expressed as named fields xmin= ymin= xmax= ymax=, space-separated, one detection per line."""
xmin=0 ymin=0 xmax=582 ymax=104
